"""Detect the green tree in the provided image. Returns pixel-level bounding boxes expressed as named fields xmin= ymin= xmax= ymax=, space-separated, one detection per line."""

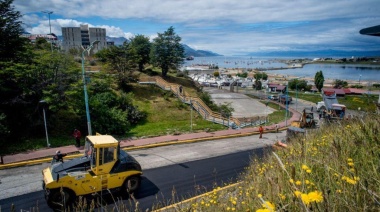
xmin=219 ymin=103 xmax=234 ymax=118
xmin=130 ymin=35 xmax=151 ymax=72
xmin=213 ymin=71 xmax=220 ymax=77
xmin=314 ymin=70 xmax=324 ymax=92
xmin=254 ymin=72 xmax=268 ymax=80
xmin=254 ymin=80 xmax=262 ymax=90
xmin=150 ymin=26 xmax=185 ymax=77
xmin=288 ymin=79 xmax=308 ymax=90
xmin=0 ymin=0 xmax=28 ymax=63
xmin=333 ymin=79 xmax=348 ymax=88
xmin=95 ymin=42 xmax=139 ymax=89
xmin=34 ymin=37 xmax=51 ymax=50
xmin=237 ymin=72 xmax=248 ymax=78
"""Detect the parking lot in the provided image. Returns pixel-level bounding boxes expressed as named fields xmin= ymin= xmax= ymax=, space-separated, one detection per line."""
xmin=203 ymin=87 xmax=276 ymax=118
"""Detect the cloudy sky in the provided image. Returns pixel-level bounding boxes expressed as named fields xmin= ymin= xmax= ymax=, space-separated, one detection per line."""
xmin=13 ymin=0 xmax=380 ymax=56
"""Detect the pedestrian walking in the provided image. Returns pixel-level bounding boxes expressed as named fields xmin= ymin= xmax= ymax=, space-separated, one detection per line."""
xmin=311 ymin=106 xmax=313 ymax=112
xmin=53 ymin=150 xmax=67 ymax=163
xmin=275 ymin=123 xmax=279 ymax=133
xmin=259 ymin=126 xmax=264 ymax=138
xmin=179 ymin=85 xmax=183 ymax=94
xmin=73 ymin=129 xmax=81 ymax=147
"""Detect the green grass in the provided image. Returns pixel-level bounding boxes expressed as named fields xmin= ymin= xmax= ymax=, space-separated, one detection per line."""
xmin=265 ymin=101 xmax=292 ymax=125
xmin=288 ymin=91 xmax=378 ymax=112
xmin=0 ymin=136 xmax=73 ymax=155
xmin=126 ymin=83 xmax=226 ymax=137
xmin=288 ymin=91 xmax=321 ymax=104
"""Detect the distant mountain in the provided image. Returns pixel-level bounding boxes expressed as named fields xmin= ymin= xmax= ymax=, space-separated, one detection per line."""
xmin=182 ymin=44 xmax=222 ymax=57
xmin=56 ymin=35 xmax=221 ymax=56
xmin=246 ymin=50 xmax=380 ymax=58
xmin=106 ymin=36 xmax=127 ymax=45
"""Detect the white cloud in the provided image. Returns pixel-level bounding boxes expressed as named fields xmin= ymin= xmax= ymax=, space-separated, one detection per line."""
xmin=13 ymin=0 xmax=380 ymax=55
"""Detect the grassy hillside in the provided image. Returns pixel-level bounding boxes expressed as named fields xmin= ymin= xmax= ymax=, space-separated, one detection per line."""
xmin=126 ymin=83 xmax=226 ymax=137
xmin=175 ymin=114 xmax=380 ymax=211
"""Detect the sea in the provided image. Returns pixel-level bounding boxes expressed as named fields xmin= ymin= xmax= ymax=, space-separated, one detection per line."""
xmin=183 ymin=56 xmax=380 ymax=82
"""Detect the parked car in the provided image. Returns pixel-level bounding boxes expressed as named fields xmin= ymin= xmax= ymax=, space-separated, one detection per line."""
xmin=268 ymin=95 xmax=279 ymax=101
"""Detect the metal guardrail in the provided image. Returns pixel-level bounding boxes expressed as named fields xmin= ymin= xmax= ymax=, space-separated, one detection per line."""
xmin=139 ymin=77 xmax=266 ymax=129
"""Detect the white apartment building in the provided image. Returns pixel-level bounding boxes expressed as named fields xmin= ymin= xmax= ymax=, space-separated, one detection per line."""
xmin=61 ymin=24 xmax=107 ymax=53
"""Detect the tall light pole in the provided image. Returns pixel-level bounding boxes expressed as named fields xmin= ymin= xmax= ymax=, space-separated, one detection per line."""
xmin=295 ymin=81 xmax=298 ymax=112
xmin=39 ymin=100 xmax=50 ymax=147
xmin=42 ymin=11 xmax=53 ymax=52
xmin=190 ymin=98 xmax=193 ymax=131
xmin=285 ymin=83 xmax=289 ymax=127
xmin=82 ymin=40 xmax=99 ymax=136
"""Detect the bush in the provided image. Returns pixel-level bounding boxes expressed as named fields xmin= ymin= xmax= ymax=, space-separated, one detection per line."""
xmin=236 ymin=72 xmax=248 ymax=78
xmin=373 ymin=83 xmax=380 ymax=88
xmin=89 ymin=60 xmax=97 ymax=66
xmin=350 ymin=84 xmax=364 ymax=88
xmin=176 ymin=71 xmax=185 ymax=77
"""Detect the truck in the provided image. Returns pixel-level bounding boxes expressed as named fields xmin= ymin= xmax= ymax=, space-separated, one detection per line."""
xmin=42 ymin=135 xmax=142 ymax=208
xmin=316 ymin=91 xmax=346 ymax=118
xmin=279 ymin=94 xmax=292 ymax=104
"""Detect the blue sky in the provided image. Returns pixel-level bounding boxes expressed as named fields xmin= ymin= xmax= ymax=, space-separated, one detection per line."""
xmin=13 ymin=0 xmax=380 ymax=56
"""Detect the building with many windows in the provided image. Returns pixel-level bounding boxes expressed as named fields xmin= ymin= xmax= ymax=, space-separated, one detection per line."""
xmin=61 ymin=24 xmax=107 ymax=53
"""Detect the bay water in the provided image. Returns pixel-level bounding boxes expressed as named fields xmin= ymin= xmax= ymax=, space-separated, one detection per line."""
xmin=183 ymin=56 xmax=380 ymax=82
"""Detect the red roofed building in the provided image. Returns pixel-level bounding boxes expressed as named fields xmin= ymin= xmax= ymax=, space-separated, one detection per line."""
xmin=346 ymin=88 xmax=366 ymax=95
xmin=268 ymin=83 xmax=286 ymax=93
xmin=322 ymin=88 xmax=346 ymax=96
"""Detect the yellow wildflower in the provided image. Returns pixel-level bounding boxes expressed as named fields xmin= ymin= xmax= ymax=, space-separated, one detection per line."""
xmin=347 ymin=158 xmax=353 ymax=162
xmin=302 ymin=165 xmax=309 ymax=170
xmin=294 ymin=190 xmax=302 ymax=197
xmin=305 ymin=180 xmax=310 ymax=185
xmin=262 ymin=201 xmax=275 ymax=210
xmin=289 ymin=179 xmax=294 ymax=183
xmin=308 ymin=191 xmax=323 ymax=203
xmin=347 ymin=162 xmax=354 ymax=167
xmin=306 ymin=169 xmax=312 ymax=173
xmin=256 ymin=209 xmax=270 ymax=212
xmin=257 ymin=194 xmax=262 ymax=198
xmin=301 ymin=193 xmax=311 ymax=205
xmin=296 ymin=180 xmax=302 ymax=185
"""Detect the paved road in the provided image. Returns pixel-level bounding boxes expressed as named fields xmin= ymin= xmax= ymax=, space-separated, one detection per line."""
xmin=0 ymin=131 xmax=286 ymax=210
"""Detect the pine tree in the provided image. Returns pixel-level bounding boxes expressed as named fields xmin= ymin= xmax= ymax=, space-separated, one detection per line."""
xmin=0 ymin=0 xmax=27 ymax=62
xmin=314 ymin=70 xmax=325 ymax=92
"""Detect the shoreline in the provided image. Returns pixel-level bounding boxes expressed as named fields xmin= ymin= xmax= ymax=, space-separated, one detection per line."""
xmin=187 ymin=68 xmax=377 ymax=89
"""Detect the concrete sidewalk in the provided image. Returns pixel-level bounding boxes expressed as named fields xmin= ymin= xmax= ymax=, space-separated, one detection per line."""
xmin=0 ymin=107 xmax=300 ymax=167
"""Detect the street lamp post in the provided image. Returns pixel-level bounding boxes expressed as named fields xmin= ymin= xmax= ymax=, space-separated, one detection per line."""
xmin=82 ymin=40 xmax=99 ymax=136
xmin=190 ymin=98 xmax=193 ymax=131
xmin=285 ymin=83 xmax=289 ymax=127
xmin=295 ymin=82 xmax=298 ymax=112
xmin=42 ymin=11 xmax=53 ymax=52
xmin=39 ymin=100 xmax=50 ymax=147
